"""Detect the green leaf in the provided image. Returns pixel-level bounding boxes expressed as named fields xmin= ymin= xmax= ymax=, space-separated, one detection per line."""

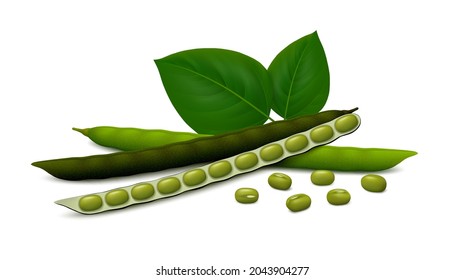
xmin=268 ymin=31 xmax=330 ymax=119
xmin=155 ymin=48 xmax=272 ymax=134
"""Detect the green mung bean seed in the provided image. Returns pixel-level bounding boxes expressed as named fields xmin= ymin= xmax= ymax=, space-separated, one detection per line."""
xmin=310 ymin=125 xmax=334 ymax=143
xmin=183 ymin=169 xmax=207 ymax=186
xmin=311 ymin=170 xmax=335 ymax=186
xmin=157 ymin=177 xmax=181 ymax=194
xmin=268 ymin=172 xmax=292 ymax=190
xmin=105 ymin=189 xmax=129 ymax=206
xmin=335 ymin=114 xmax=359 ymax=133
xmin=260 ymin=144 xmax=284 ymax=161
xmin=131 ymin=183 xmax=155 ymax=200
xmin=208 ymin=161 xmax=232 ymax=178
xmin=79 ymin=195 xmax=103 ymax=211
xmin=361 ymin=174 xmax=386 ymax=192
xmin=286 ymin=194 xmax=311 ymax=212
xmin=285 ymin=134 xmax=309 ymax=152
xmin=235 ymin=152 xmax=259 ymax=170
xmin=235 ymin=188 xmax=259 ymax=204
xmin=327 ymin=189 xmax=351 ymax=205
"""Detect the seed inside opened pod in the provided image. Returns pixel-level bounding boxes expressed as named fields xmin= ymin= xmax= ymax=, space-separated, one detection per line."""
xmin=260 ymin=144 xmax=284 ymax=161
xmin=310 ymin=125 xmax=334 ymax=143
xmin=157 ymin=177 xmax=181 ymax=194
xmin=131 ymin=183 xmax=155 ymax=200
xmin=105 ymin=189 xmax=129 ymax=206
xmin=335 ymin=114 xmax=359 ymax=133
xmin=79 ymin=195 xmax=103 ymax=212
xmin=208 ymin=161 xmax=232 ymax=178
xmin=235 ymin=152 xmax=259 ymax=170
xmin=183 ymin=169 xmax=207 ymax=186
xmin=285 ymin=134 xmax=309 ymax=152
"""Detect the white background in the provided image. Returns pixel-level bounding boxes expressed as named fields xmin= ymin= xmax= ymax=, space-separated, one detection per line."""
xmin=1 ymin=1 xmax=464 ymax=279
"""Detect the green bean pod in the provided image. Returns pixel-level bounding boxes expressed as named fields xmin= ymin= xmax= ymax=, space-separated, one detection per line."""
xmin=55 ymin=113 xmax=361 ymax=214
xmin=277 ymin=146 xmax=417 ymax=171
xmin=32 ymin=108 xmax=357 ymax=180
xmin=73 ymin=125 xmax=416 ymax=172
xmin=73 ymin=127 xmax=210 ymax=151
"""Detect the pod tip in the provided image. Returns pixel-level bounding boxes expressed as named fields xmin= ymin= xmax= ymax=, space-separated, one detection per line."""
xmin=72 ymin=127 xmax=89 ymax=136
xmin=55 ymin=199 xmax=83 ymax=214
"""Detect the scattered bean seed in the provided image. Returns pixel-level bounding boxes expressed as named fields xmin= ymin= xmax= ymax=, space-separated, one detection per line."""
xmin=268 ymin=172 xmax=292 ymax=190
xmin=286 ymin=193 xmax=311 ymax=212
xmin=311 ymin=170 xmax=335 ymax=186
xmin=235 ymin=188 xmax=259 ymax=204
xmin=327 ymin=189 xmax=351 ymax=205
xmin=361 ymin=174 xmax=387 ymax=192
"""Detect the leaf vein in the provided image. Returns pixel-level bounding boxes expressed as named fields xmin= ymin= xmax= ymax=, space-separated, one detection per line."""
xmin=285 ymin=41 xmax=313 ymax=119
xmin=166 ymin=62 xmax=273 ymax=121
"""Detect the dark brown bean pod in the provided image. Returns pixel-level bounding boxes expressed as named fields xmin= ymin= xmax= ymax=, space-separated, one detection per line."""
xmin=32 ymin=108 xmax=358 ymax=180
